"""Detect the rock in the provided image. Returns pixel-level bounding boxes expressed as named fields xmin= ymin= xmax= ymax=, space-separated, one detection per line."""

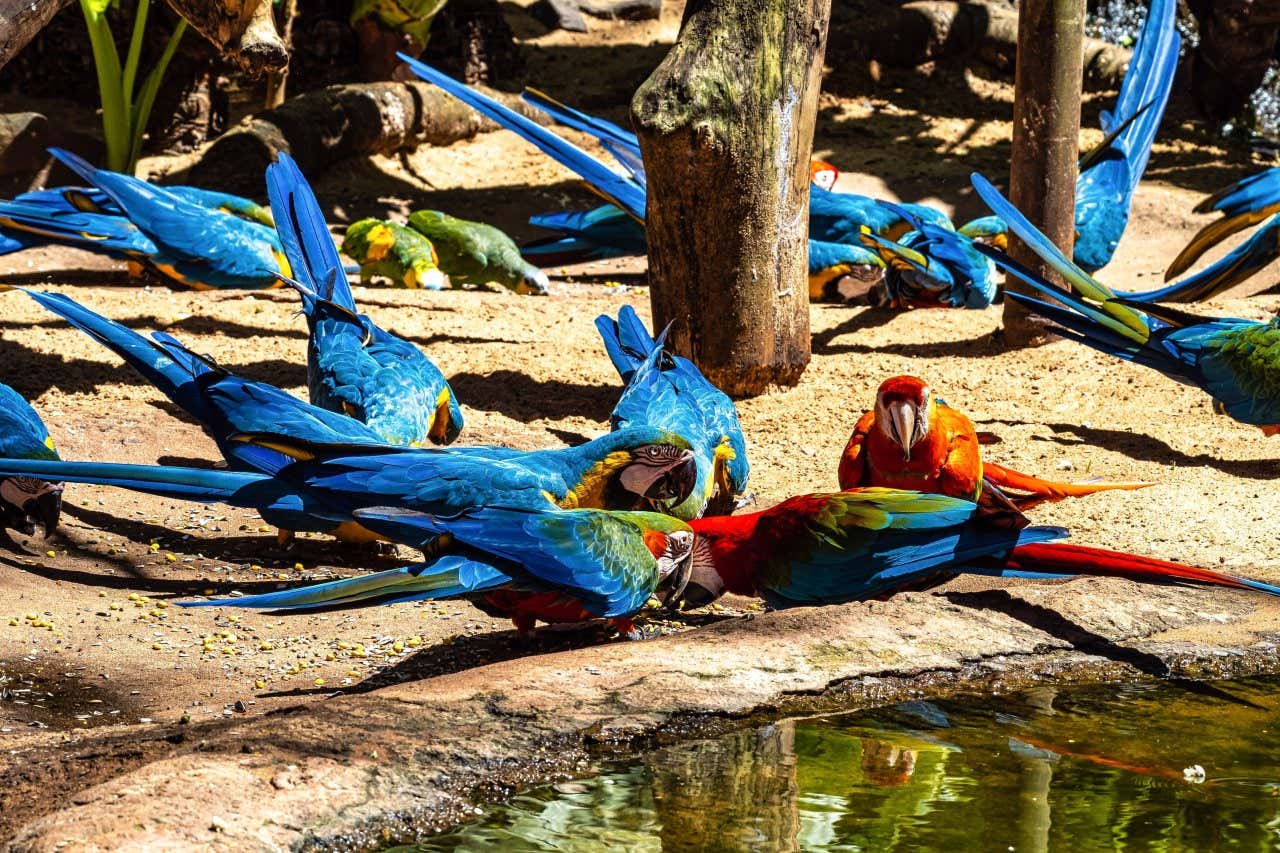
xmin=0 ymin=112 xmax=48 ymax=177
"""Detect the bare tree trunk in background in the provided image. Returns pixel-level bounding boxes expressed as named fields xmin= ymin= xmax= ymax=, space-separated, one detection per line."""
xmin=1187 ymin=0 xmax=1280 ymax=122
xmin=632 ymin=0 xmax=829 ymax=397
xmin=1004 ymin=0 xmax=1084 ymax=347
xmin=0 ymin=0 xmax=73 ymax=71
xmin=421 ymin=0 xmax=523 ymax=84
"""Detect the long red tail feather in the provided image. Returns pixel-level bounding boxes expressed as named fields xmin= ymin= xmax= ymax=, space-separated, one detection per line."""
xmin=1006 ymin=542 xmax=1280 ymax=595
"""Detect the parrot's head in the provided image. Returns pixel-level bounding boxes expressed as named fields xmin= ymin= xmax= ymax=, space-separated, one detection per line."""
xmin=958 ymin=215 xmax=1008 ymax=251
xmin=426 ymin=385 xmax=464 ymax=445
xmin=636 ymin=520 xmax=700 ymax=609
xmin=516 ymin=266 xmax=551 ymax=296
xmin=618 ymin=443 xmax=698 ymax=508
xmin=0 ymin=476 xmax=63 ymax=538
xmin=874 ymin=375 xmax=933 ymax=461
xmin=663 ymin=533 xmax=728 ymax=610
xmin=810 ymin=159 xmax=839 ymax=190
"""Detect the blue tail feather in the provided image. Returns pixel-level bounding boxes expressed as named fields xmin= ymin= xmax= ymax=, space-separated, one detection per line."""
xmin=182 ymin=555 xmax=512 ymax=610
xmin=265 ymin=152 xmax=354 ymax=312
xmin=400 ymin=55 xmax=647 ymax=221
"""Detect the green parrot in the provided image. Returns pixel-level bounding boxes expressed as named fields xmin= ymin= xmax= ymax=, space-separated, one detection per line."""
xmin=408 ymin=209 xmax=550 ymax=295
xmin=350 ymin=0 xmax=449 ymax=47
xmin=341 ymin=218 xmax=447 ymax=289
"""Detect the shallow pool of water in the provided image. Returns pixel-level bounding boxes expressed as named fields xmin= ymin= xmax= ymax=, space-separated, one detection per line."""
xmin=400 ymin=676 xmax=1280 ymax=851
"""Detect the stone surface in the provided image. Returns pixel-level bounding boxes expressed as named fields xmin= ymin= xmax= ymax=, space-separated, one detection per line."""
xmin=7 ymin=580 xmax=1280 ymax=850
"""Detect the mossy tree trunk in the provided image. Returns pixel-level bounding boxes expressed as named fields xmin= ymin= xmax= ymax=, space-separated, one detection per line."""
xmin=1003 ymin=0 xmax=1084 ymax=347
xmin=631 ymin=0 xmax=830 ymax=397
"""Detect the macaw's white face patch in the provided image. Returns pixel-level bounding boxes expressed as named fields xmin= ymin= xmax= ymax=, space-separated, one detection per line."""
xmin=1 ymin=476 xmax=63 ymax=508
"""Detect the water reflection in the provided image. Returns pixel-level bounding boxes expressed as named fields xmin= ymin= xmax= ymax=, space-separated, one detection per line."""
xmin=403 ymin=677 xmax=1280 ymax=852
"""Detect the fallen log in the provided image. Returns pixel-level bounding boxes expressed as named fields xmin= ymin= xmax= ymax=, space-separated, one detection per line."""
xmin=187 ymin=80 xmax=546 ymax=195
xmin=850 ymin=0 xmax=1131 ymax=90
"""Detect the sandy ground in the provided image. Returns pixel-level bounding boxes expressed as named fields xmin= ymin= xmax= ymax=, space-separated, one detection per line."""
xmin=4 ymin=0 xmax=1280 ymax=799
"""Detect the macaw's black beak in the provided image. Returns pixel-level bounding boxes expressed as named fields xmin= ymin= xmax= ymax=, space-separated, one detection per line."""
xmin=671 ymin=581 xmax=719 ymax=611
xmin=29 ymin=488 xmax=63 ymax=536
xmin=645 ymin=450 xmax=698 ymax=504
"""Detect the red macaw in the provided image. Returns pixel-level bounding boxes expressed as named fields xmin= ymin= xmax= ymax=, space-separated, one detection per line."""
xmin=838 ymin=375 xmax=1152 ymax=510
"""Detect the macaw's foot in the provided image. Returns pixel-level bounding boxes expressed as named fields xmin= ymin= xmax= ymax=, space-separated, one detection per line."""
xmin=510 ymin=612 xmax=540 ymax=644
xmin=610 ymin=618 xmax=643 ymax=641
xmin=276 ymin=528 xmax=295 ymax=547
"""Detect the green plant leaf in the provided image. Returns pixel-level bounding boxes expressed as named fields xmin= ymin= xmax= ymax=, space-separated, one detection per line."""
xmin=126 ymin=19 xmax=186 ymax=172
xmin=121 ymin=0 xmax=151 ymax=113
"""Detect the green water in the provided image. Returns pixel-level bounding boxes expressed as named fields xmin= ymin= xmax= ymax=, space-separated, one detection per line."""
xmin=402 ymin=677 xmax=1280 ymax=851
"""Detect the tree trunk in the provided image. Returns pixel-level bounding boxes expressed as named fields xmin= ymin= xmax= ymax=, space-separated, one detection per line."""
xmin=1187 ymin=0 xmax=1280 ymax=122
xmin=1003 ymin=0 xmax=1084 ymax=347
xmin=632 ymin=0 xmax=829 ymax=397
xmin=187 ymin=80 xmax=547 ymax=195
xmin=420 ymin=0 xmax=523 ymax=85
xmin=0 ymin=0 xmax=73 ymax=72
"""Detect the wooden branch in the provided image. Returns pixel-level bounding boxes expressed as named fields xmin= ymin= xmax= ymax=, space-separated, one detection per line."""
xmin=633 ymin=0 xmax=831 ymax=396
xmin=0 ymin=0 xmax=73 ymax=72
xmin=163 ymin=0 xmax=287 ymax=76
xmin=851 ymin=0 xmax=1128 ymax=90
xmin=188 ymin=81 xmax=547 ymax=195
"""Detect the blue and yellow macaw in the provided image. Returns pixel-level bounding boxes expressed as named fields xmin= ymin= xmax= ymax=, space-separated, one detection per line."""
xmin=1167 ymin=167 xmax=1280 ymax=280
xmin=177 ymin=488 xmax=1280 ymax=632
xmin=0 ymin=149 xmax=291 ymax=290
xmin=1072 ymin=0 xmax=1179 ymax=272
xmin=265 ymin=152 xmax=463 ymax=447
xmin=12 ymin=182 xmax=273 ymax=227
xmin=0 ymin=383 xmax=62 ymax=538
xmin=3 ymin=286 xmax=390 ymax=471
xmin=597 ymin=305 xmax=749 ymax=518
xmin=860 ymin=202 xmax=997 ymax=309
xmin=957 ymin=215 xmax=1008 ymax=251
xmin=973 ymin=172 xmax=1280 ymax=436
xmin=807 ymin=240 xmax=886 ymax=302
xmin=0 ymin=425 xmax=700 ymax=549
xmin=955 ymin=0 xmax=1177 ymax=275
xmin=185 ymin=503 xmax=693 ymax=625
xmin=522 ymin=205 xmax=648 ymax=266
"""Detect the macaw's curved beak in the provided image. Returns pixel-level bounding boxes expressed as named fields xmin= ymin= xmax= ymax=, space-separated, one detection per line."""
xmin=885 ymin=400 xmax=923 ymax=461
xmin=26 ymin=487 xmax=62 ymax=537
xmin=621 ymin=449 xmax=698 ymax=505
xmin=427 ymin=389 xmax=460 ymax=445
